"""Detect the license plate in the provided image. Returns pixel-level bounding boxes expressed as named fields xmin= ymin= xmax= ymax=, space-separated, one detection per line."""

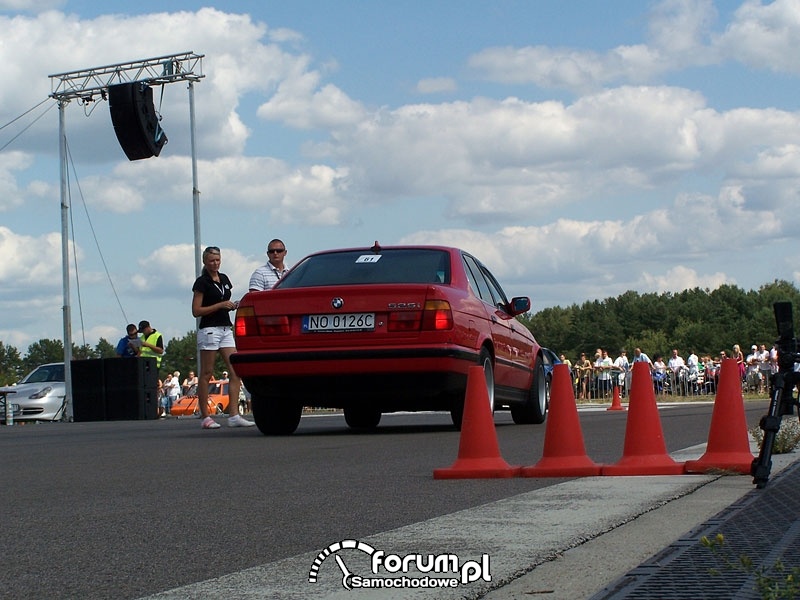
xmin=303 ymin=313 xmax=375 ymax=332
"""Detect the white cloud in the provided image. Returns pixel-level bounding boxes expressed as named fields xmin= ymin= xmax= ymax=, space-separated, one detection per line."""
xmin=640 ymin=265 xmax=730 ymax=294
xmin=467 ymin=0 xmax=800 ymax=92
xmin=416 ymin=77 xmax=457 ymax=94
xmin=0 ymin=225 xmax=68 ymax=289
xmin=714 ymin=0 xmax=800 ymax=74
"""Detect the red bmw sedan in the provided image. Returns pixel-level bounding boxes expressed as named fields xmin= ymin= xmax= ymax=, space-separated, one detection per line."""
xmin=231 ymin=243 xmax=547 ymax=435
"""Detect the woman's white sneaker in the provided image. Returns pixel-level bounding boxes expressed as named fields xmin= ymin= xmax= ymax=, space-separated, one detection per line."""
xmin=228 ymin=415 xmax=255 ymax=427
xmin=201 ymin=416 xmax=220 ymax=429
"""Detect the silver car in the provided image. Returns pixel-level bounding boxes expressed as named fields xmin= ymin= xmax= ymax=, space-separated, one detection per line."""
xmin=9 ymin=363 xmax=67 ymax=421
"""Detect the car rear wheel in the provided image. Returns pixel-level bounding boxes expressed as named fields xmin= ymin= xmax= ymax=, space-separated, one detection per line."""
xmin=511 ymin=358 xmax=547 ymax=424
xmin=251 ymin=395 xmax=302 ymax=435
xmin=450 ymin=348 xmax=494 ymax=429
xmin=343 ymin=405 xmax=382 ymax=430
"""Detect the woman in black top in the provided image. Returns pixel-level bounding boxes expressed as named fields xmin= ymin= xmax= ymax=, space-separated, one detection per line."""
xmin=191 ymin=246 xmax=254 ymax=429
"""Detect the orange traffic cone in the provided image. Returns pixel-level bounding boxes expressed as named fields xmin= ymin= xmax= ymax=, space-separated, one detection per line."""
xmin=684 ymin=358 xmax=755 ymax=474
xmin=434 ymin=366 xmax=521 ymax=479
xmin=522 ymin=364 xmax=602 ymax=477
xmin=607 ymin=384 xmax=625 ymax=411
xmin=602 ymin=361 xmax=685 ymax=476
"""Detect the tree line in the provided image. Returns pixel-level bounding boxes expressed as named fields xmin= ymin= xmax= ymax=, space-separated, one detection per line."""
xmin=2 ymin=279 xmax=799 ymax=385
xmin=517 ymin=280 xmax=800 ymax=362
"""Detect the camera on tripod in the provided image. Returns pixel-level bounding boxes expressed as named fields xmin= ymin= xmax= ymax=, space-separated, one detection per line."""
xmin=771 ymin=302 xmax=799 ymax=415
xmin=751 ymin=301 xmax=800 ymax=488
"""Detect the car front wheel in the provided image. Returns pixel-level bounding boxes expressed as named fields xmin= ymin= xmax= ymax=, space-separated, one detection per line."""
xmin=251 ymin=395 xmax=302 ymax=435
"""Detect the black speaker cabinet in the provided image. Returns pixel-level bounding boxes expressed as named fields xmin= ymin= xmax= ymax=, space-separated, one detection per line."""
xmin=108 ymin=81 xmax=168 ymax=161
xmin=104 ymin=358 xmax=159 ymax=420
xmin=71 ymin=359 xmax=106 ymax=422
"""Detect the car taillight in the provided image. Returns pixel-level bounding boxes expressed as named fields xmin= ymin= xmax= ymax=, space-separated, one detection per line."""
xmin=422 ymin=300 xmax=453 ymax=331
xmin=258 ymin=315 xmax=291 ymax=335
xmin=235 ymin=307 xmax=257 ymax=337
xmin=235 ymin=307 xmax=290 ymax=336
xmin=388 ymin=310 xmax=423 ymax=332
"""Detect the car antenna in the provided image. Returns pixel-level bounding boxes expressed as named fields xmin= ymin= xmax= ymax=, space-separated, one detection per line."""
xmin=371 ymin=240 xmax=381 ymax=253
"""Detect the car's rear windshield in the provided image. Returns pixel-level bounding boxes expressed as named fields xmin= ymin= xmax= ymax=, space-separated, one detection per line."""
xmin=279 ymin=248 xmax=451 ymax=288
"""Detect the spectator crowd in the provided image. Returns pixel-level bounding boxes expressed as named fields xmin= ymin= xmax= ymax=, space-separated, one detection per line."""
xmin=558 ymin=343 xmax=778 ymax=400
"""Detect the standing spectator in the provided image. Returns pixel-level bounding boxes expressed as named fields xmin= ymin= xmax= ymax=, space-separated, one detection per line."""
xmin=770 ymin=343 xmax=779 ymax=377
xmin=701 ymin=355 xmax=717 ymax=394
xmin=594 ymin=348 xmax=614 ymax=399
xmin=166 ymin=370 xmax=181 ymax=412
xmin=156 ymin=377 xmax=164 ymax=418
xmin=192 ymin=245 xmax=254 ymax=429
xmin=249 ymin=239 xmax=290 ymax=291
xmin=115 ymin=324 xmax=141 ymax=358
xmin=575 ymin=352 xmax=592 ymax=399
xmin=745 ymin=345 xmax=761 ymax=393
xmin=732 ymin=344 xmax=746 ymax=382
xmin=653 ymin=354 xmax=668 ymax=394
xmin=613 ymin=350 xmax=630 ymax=396
xmin=161 ymin=374 xmax=176 ymax=416
xmin=138 ymin=320 xmax=164 ymax=369
xmin=633 ymin=347 xmax=653 ymax=366
xmin=182 ymin=371 xmax=198 ymax=396
xmin=758 ymin=344 xmax=771 ymax=395
xmin=668 ymin=349 xmax=686 ymax=395
xmin=668 ymin=349 xmax=686 ymax=376
xmin=686 ymin=349 xmax=699 ymax=394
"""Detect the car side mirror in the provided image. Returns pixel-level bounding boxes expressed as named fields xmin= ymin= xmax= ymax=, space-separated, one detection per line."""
xmin=510 ymin=296 xmax=531 ymax=316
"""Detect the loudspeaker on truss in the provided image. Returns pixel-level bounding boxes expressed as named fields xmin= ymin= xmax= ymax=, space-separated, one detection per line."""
xmin=108 ymin=81 xmax=168 ymax=161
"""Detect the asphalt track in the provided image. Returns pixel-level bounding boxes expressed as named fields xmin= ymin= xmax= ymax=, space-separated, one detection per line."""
xmin=140 ymin=440 xmax=798 ymax=600
xmin=0 ymin=402 xmax=782 ymax=599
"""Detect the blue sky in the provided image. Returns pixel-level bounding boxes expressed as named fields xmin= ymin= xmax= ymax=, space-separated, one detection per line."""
xmin=1 ymin=0 xmax=799 ymax=354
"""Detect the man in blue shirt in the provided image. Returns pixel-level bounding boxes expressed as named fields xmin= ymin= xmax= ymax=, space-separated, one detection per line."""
xmin=115 ymin=324 xmax=142 ymax=357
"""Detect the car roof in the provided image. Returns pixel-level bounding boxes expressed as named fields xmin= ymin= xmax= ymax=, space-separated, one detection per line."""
xmin=303 ymin=244 xmax=459 ymax=257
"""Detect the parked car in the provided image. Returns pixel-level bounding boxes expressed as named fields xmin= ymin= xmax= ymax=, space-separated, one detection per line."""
xmin=170 ymin=379 xmax=231 ymax=416
xmin=232 ymin=243 xmax=547 ymax=435
xmin=6 ymin=362 xmax=67 ymax=421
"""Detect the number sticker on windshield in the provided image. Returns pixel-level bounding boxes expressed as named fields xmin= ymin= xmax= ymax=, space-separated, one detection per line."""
xmin=355 ymin=255 xmax=382 ymax=264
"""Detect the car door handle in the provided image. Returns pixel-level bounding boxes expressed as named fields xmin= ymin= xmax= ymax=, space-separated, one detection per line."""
xmin=491 ymin=315 xmax=498 ymax=323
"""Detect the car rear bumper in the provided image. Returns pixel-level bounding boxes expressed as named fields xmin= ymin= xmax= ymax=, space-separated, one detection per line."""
xmin=231 ymin=346 xmax=480 ymax=409
xmin=231 ymin=345 xmax=478 ymax=374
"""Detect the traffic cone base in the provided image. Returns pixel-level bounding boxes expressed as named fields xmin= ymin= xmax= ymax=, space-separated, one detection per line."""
xmin=602 ymin=361 xmax=685 ymax=476
xmin=602 ymin=456 xmax=684 ymax=476
xmin=434 ymin=459 xmax=521 ymax=479
xmin=522 ymin=364 xmax=602 ymax=478
xmin=434 ymin=366 xmax=520 ymax=479
xmin=683 ymin=457 xmax=752 ymax=474
xmin=684 ymin=358 xmax=754 ymax=475
xmin=522 ymin=456 xmax=602 ymax=478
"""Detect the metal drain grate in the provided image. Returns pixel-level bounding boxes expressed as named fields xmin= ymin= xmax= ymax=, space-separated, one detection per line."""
xmin=591 ymin=461 xmax=800 ymax=600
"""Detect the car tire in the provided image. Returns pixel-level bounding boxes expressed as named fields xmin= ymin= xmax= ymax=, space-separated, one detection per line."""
xmin=451 ymin=348 xmax=494 ymax=429
xmin=343 ymin=405 xmax=382 ymax=430
xmin=511 ymin=357 xmax=547 ymax=424
xmin=251 ymin=395 xmax=302 ymax=435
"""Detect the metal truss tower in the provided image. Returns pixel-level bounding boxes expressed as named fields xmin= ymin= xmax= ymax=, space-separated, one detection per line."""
xmin=49 ymin=52 xmax=205 ymax=420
